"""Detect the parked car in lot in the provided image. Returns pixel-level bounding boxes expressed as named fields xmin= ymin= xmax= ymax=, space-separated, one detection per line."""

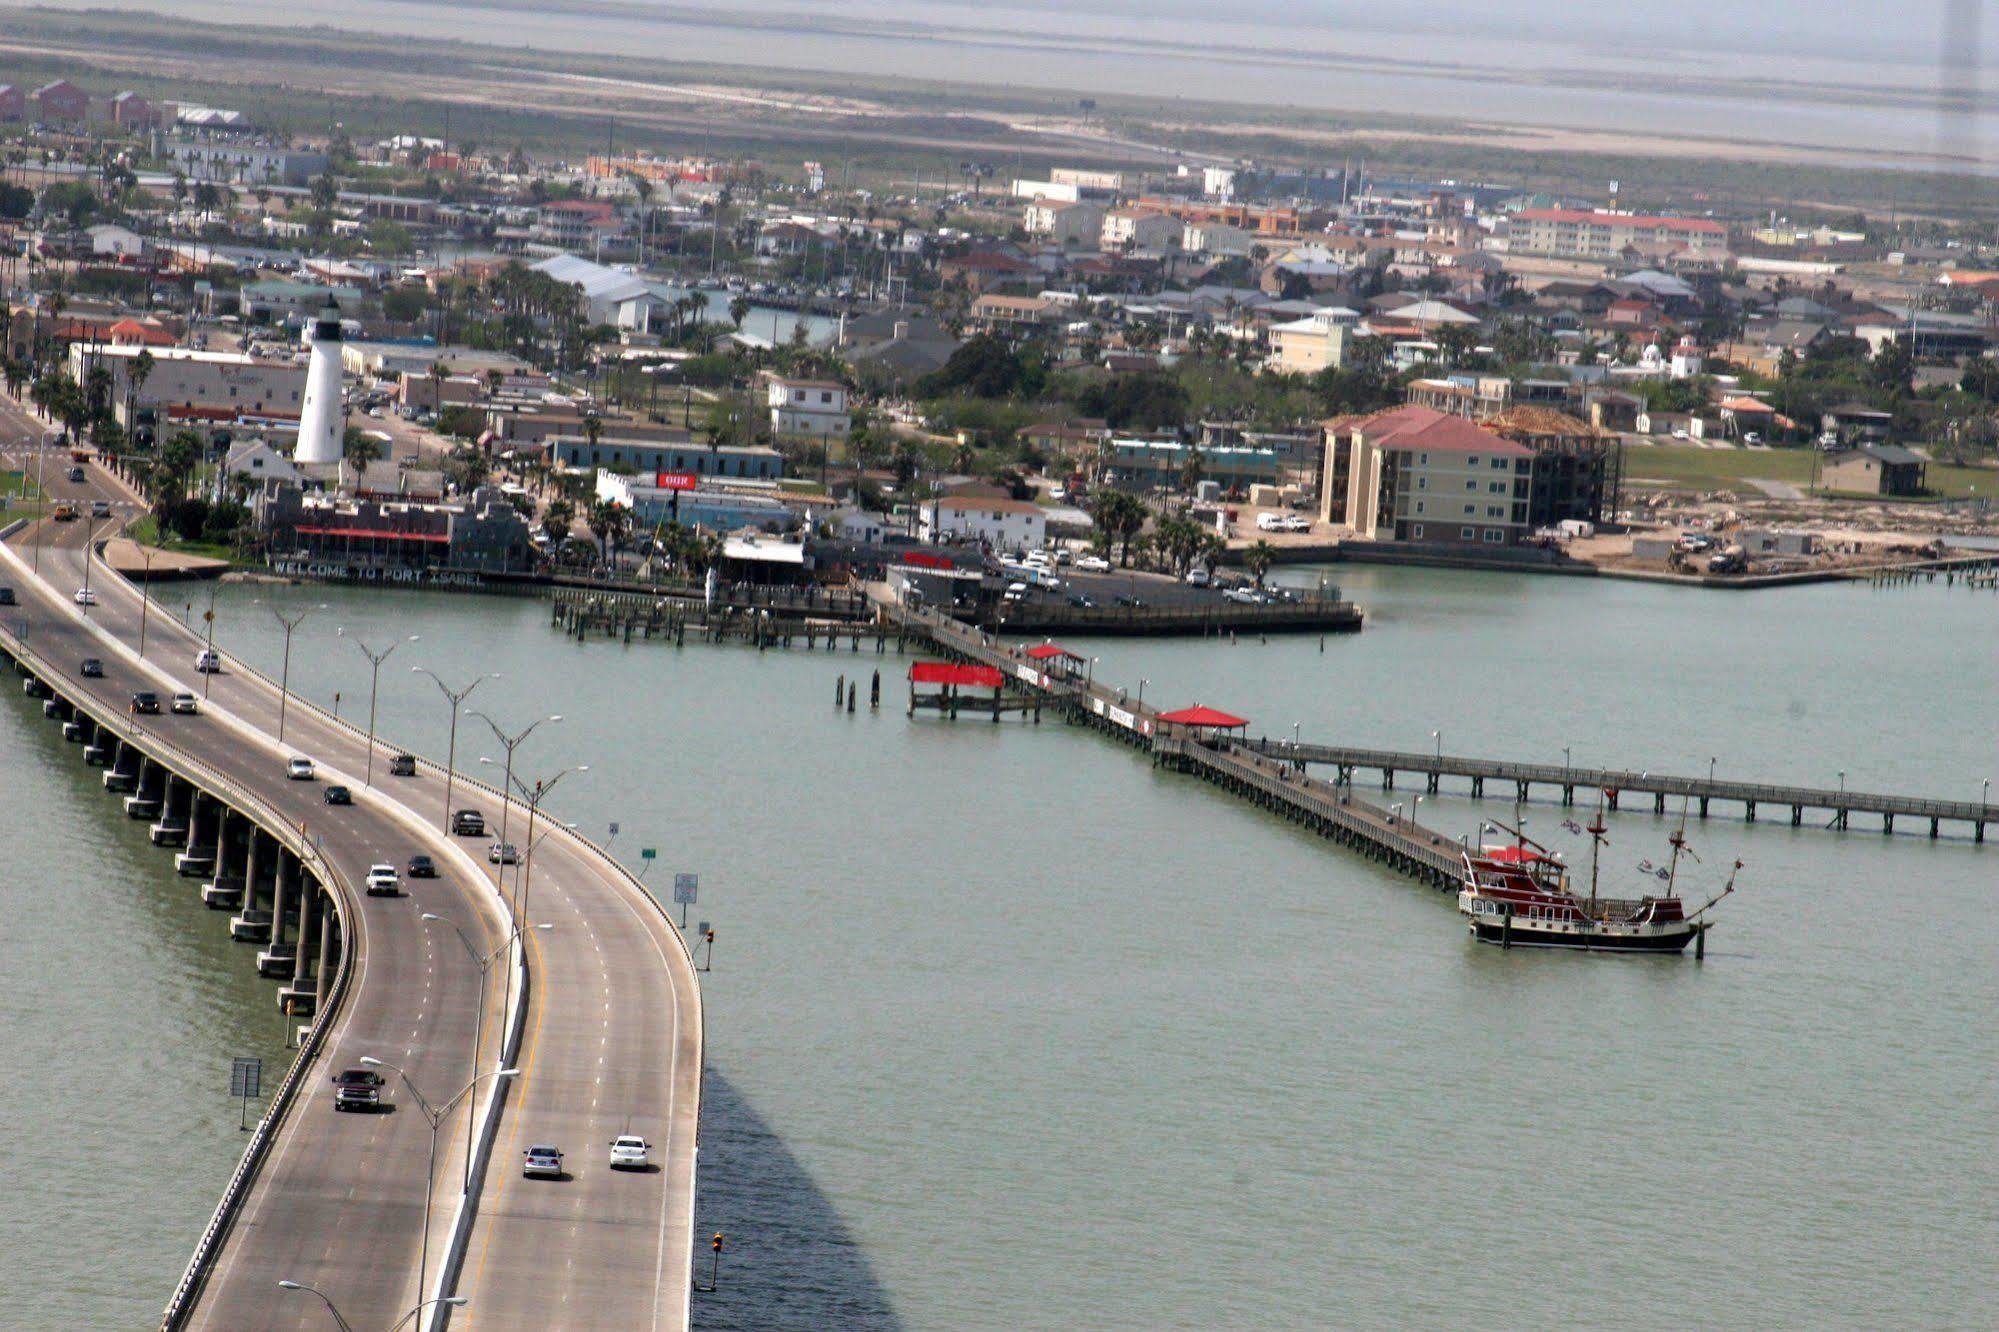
xmin=608 ymin=1135 xmax=651 ymax=1170
xmin=171 ymin=691 xmax=199 ymax=715
xmin=488 ymin=841 xmax=520 ymax=865
xmin=322 ymin=784 xmax=353 ymax=806
xmin=452 ymin=808 xmax=486 ymax=837
xmin=331 ymin=1068 xmax=383 ymax=1111
xmin=194 ymin=649 xmax=222 ymax=674
xmin=73 ymin=587 xmax=98 ymax=606
xmin=365 ymin=864 xmax=400 ymax=897
xmin=523 ymin=1144 xmax=564 ymax=1178
xmin=1074 ymin=554 xmax=1112 ymax=573
xmin=80 ymin=657 xmax=104 ymax=677
xmin=389 ymin=753 xmax=417 ymax=777
xmin=130 ymin=690 xmax=161 ymax=714
xmin=406 ymin=854 xmax=437 ymax=879
xmin=1223 ymin=586 xmax=1263 ymax=604
xmin=1068 ymin=594 xmax=1097 ymax=608
xmin=286 ymin=756 xmax=316 ymax=781
xmin=1184 ymin=567 xmax=1211 ymax=587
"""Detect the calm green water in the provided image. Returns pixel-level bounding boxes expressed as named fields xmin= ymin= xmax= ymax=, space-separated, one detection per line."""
xmin=7 ymin=567 xmax=1996 ymax=1328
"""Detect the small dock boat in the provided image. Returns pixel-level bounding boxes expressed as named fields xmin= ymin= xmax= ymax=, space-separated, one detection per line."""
xmin=1458 ymin=803 xmax=1736 ymax=954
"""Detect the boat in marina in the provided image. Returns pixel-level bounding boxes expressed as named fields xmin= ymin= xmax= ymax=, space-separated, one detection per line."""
xmin=1457 ymin=804 xmax=1736 ymax=953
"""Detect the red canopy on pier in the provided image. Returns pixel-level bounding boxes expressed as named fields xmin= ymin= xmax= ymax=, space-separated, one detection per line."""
xmin=910 ymin=661 xmax=1005 ymax=688
xmin=1023 ymin=642 xmax=1082 ymax=662
xmin=1155 ymin=705 xmax=1249 ymax=729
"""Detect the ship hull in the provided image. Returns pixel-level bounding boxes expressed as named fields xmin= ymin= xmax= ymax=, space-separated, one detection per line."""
xmin=1468 ymin=918 xmax=1699 ymax=952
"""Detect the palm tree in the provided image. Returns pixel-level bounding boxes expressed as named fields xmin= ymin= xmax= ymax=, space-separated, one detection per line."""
xmin=1245 ymin=539 xmax=1275 ymax=588
xmin=728 ymin=294 xmax=751 ymax=330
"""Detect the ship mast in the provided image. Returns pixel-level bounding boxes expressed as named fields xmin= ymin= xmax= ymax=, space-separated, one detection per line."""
xmin=1588 ymin=790 xmax=1608 ymax=909
xmin=1665 ymin=798 xmax=1694 ymax=896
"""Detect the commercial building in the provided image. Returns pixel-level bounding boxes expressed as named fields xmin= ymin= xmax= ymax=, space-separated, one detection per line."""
xmin=1106 ymin=436 xmax=1284 ymax=494
xmin=594 ymin=470 xmax=815 ymax=534
xmin=257 ymin=482 xmax=535 ymax=574
xmin=1023 ymin=199 xmax=1105 ymax=248
xmin=545 ymin=433 xmax=784 ymax=481
xmin=70 ymin=344 xmax=306 ymax=427
xmin=160 ymin=139 xmax=331 ymax=185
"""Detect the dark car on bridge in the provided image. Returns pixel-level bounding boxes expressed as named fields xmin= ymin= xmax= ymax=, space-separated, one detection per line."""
xmin=452 ymin=809 xmax=486 ymax=837
xmin=0 ymin=585 xmax=14 ymax=605
xmin=330 ymin=1068 xmax=383 ymax=1112
xmin=80 ymin=657 xmax=104 ymax=678
xmin=130 ymin=690 xmax=161 ymax=714
xmin=389 ymin=753 xmax=418 ymax=777
xmin=407 ymin=854 xmax=438 ymax=879
xmin=322 ymin=784 xmax=353 ymax=806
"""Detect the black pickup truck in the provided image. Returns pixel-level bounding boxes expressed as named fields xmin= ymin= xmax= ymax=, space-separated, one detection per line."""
xmin=331 ymin=1067 xmax=384 ymax=1112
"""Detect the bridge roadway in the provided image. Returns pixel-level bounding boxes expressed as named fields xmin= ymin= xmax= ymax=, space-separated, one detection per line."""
xmin=2 ymin=423 xmax=700 ymax=1329
xmin=1241 ymin=741 xmax=1995 ymax=840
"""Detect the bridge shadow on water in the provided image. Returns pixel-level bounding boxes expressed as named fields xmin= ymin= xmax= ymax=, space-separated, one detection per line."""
xmin=693 ymin=1070 xmax=901 ymax=1331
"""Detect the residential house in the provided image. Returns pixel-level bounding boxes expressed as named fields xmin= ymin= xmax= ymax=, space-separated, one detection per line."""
xmin=1821 ymin=444 xmax=1925 ymax=496
xmin=937 ymin=249 xmax=1039 ymax=293
xmin=0 ymin=85 xmax=27 ymax=123
xmin=1509 ymin=208 xmax=1728 ymax=261
xmin=920 ymin=495 xmax=1047 ymax=552
xmin=1266 ymin=308 xmax=1362 ymax=375
xmin=1023 ymin=199 xmax=1105 ymax=248
xmin=1100 ymin=208 xmax=1181 ymax=253
xmin=765 ymin=375 xmax=850 ymax=441
xmin=109 ymin=91 xmax=154 ymax=129
xmin=34 ymin=79 xmax=89 ymax=122
xmin=969 ymin=293 xmax=1058 ymax=334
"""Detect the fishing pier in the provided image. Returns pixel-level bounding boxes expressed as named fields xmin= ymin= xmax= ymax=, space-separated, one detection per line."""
xmin=873 ymin=593 xmax=1992 ymax=898
xmin=1240 ymin=743 xmax=1993 ymax=842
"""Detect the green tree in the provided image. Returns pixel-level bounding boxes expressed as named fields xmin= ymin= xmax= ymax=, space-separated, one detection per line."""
xmin=1244 ymin=539 xmax=1275 ymax=588
xmin=1089 ymin=489 xmax=1148 ymax=566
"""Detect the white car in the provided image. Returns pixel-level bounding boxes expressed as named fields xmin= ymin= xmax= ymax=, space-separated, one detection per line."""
xmin=1223 ymin=586 xmax=1261 ymax=604
xmin=1185 ymin=567 xmax=1211 ymax=587
xmin=194 ymin=649 xmax=222 ymax=674
xmin=608 ymin=1135 xmax=651 ymax=1170
xmin=365 ymin=864 xmax=400 ymax=897
xmin=1075 ymin=554 xmax=1112 ymax=573
xmin=488 ymin=841 xmax=520 ymax=865
xmin=171 ymin=691 xmax=199 ymax=715
xmin=523 ymin=1144 xmax=564 ymax=1179
xmin=73 ymin=587 xmax=98 ymax=606
xmin=286 ymin=757 xmax=316 ymax=781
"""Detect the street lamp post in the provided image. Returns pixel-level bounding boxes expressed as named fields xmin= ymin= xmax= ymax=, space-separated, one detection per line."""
xmin=357 ymin=1058 xmax=517 ymax=1316
xmin=274 ymin=1280 xmax=355 ymax=1332
xmin=79 ymin=516 xmax=114 ymax=607
xmin=468 ymin=710 xmax=562 ymax=896
xmin=341 ymin=631 xmax=417 ymax=785
xmin=1708 ymin=755 xmax=1718 ymax=784
xmin=1431 ymin=729 xmax=1441 ymax=763
xmin=421 ymin=912 xmax=551 ymax=1191
xmin=261 ymin=602 xmax=325 ymax=744
xmin=199 ymin=582 xmax=219 ymax=698
xmin=412 ymin=667 xmax=498 ymax=834
xmin=1136 ymin=677 xmax=1148 ymax=711
xmin=481 ymin=762 xmax=588 ymax=926
xmin=133 ymin=543 xmax=159 ymax=655
xmin=1562 ymin=745 xmax=1571 ymax=783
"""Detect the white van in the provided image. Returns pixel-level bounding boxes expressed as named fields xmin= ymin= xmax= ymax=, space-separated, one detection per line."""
xmin=194 ymin=649 xmax=222 ymax=674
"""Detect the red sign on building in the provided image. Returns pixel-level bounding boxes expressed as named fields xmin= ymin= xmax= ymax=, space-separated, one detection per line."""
xmin=654 ymin=471 xmax=698 ymax=491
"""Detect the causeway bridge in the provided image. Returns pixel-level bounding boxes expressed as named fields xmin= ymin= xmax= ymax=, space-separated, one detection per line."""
xmin=1 ymin=418 xmax=701 ymax=1332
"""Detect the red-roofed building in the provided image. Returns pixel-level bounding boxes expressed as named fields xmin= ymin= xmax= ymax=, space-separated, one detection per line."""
xmin=1512 ymin=208 xmax=1728 ymax=261
xmin=1322 ymin=405 xmax=1535 ymax=545
xmin=0 ymin=85 xmax=25 ymax=123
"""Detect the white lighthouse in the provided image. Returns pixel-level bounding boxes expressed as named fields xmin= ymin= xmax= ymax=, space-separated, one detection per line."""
xmin=294 ymin=301 xmax=346 ymax=467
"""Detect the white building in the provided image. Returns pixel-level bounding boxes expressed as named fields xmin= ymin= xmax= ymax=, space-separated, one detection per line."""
xmin=1266 ymin=308 xmax=1362 ymax=375
xmin=85 ymin=223 xmax=144 ymax=258
xmin=765 ymin=376 xmax=849 ymax=441
xmin=920 ymin=495 xmax=1047 ymax=552
xmin=70 ymin=343 xmax=307 ymax=426
xmin=1024 ymin=198 xmax=1105 ymax=248
xmin=1100 ymin=209 xmax=1181 ymax=253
